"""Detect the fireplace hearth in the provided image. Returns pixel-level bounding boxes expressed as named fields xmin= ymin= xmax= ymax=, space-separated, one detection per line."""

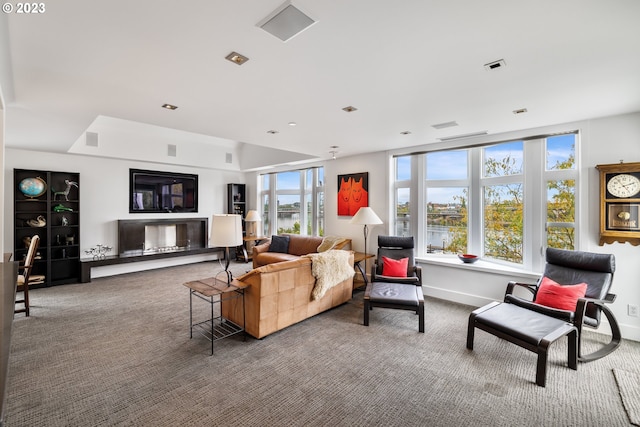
xmin=118 ymin=218 xmax=208 ymax=256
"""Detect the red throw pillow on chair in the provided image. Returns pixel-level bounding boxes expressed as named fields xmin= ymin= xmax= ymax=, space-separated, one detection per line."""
xmin=381 ymin=256 xmax=408 ymax=278
xmin=534 ymin=276 xmax=588 ymax=311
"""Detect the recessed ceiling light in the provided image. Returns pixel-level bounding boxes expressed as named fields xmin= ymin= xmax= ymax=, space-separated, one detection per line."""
xmin=225 ymin=51 xmax=249 ymax=65
xmin=400 ymin=131 xmax=412 ymax=135
xmin=484 ymin=59 xmax=506 ymax=71
xmin=342 ymin=106 xmax=358 ymax=113
xmin=431 ymin=121 xmax=458 ymax=129
xmin=288 ymin=122 xmax=297 ymax=127
xmin=162 ymin=104 xmax=178 ymax=110
xmin=513 ymin=108 xmax=528 ymax=115
xmin=267 ymin=130 xmax=279 ymax=134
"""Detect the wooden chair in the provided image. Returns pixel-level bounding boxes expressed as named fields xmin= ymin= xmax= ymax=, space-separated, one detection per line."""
xmin=15 ymin=234 xmax=42 ymax=317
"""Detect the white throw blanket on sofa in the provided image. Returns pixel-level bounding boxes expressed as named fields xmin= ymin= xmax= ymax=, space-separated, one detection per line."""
xmin=304 ymin=250 xmax=355 ymax=300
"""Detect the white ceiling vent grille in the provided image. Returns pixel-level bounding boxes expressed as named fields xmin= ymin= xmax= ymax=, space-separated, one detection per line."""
xmin=431 ymin=121 xmax=458 ymax=130
xmin=85 ymin=132 xmax=99 ymax=147
xmin=438 ymin=131 xmax=488 ymax=141
xmin=258 ymin=3 xmax=316 ymax=42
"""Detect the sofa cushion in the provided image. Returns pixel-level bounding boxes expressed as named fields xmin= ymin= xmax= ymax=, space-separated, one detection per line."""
xmin=255 ymin=252 xmax=300 ymax=266
xmin=317 ymin=236 xmax=349 ymax=252
xmin=285 ymin=235 xmax=324 ymax=256
xmin=270 ymin=235 xmax=290 ymax=253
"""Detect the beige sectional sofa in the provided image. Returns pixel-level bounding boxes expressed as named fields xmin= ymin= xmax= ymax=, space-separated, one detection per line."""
xmin=252 ymin=234 xmax=351 ymax=268
xmin=222 ymin=234 xmax=354 ymax=339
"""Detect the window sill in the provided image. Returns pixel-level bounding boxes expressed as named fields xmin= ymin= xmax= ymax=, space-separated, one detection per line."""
xmin=416 ymin=254 xmax=540 ymax=281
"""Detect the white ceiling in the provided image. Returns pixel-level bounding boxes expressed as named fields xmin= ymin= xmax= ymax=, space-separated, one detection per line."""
xmin=2 ymin=0 xmax=639 ymax=167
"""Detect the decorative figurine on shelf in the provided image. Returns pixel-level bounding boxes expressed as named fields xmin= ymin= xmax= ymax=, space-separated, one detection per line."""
xmin=52 ymin=180 xmax=78 ymax=201
xmin=61 ymin=216 xmax=69 ymax=226
xmin=84 ymin=244 xmax=113 ymax=260
xmin=53 ymin=203 xmax=73 ymax=212
xmin=26 ymin=215 xmax=46 ymax=227
xmin=66 ymin=235 xmax=75 ymax=245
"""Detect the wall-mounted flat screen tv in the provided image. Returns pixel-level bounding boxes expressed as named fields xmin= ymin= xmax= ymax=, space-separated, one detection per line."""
xmin=130 ymin=169 xmax=198 ymax=213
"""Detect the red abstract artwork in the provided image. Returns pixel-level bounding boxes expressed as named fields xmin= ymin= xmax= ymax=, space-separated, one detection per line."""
xmin=337 ymin=172 xmax=369 ymax=216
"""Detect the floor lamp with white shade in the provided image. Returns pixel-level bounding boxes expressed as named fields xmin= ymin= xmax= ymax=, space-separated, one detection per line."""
xmin=210 ymin=214 xmax=243 ymax=285
xmin=349 ymin=207 xmax=383 ymax=275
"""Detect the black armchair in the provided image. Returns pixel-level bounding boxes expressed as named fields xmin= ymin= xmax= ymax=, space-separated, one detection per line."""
xmin=467 ymin=248 xmax=619 ymax=386
xmin=504 ymin=247 xmax=620 ymax=362
xmin=364 ymin=236 xmax=424 ymax=332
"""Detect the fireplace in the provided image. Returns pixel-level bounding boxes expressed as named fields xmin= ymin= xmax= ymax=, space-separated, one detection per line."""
xmin=118 ymin=218 xmax=208 ymax=256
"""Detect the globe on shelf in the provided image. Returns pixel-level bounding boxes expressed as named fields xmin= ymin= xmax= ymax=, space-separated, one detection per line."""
xmin=18 ymin=177 xmax=47 ymax=199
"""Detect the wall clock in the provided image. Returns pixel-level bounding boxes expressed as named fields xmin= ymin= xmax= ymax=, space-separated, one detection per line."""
xmin=596 ymin=161 xmax=640 ymax=246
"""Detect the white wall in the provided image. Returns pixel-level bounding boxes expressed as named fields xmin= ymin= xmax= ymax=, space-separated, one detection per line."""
xmin=4 ymin=149 xmax=244 ymax=277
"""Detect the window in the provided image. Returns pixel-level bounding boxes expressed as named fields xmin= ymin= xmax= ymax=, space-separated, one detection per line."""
xmin=394 ymin=156 xmax=412 ymax=236
xmin=394 ymin=132 xmax=578 ymax=270
xmin=481 ymin=141 xmax=523 ymax=263
xmin=425 ymin=150 xmax=469 ymax=253
xmin=259 ymin=167 xmax=324 ymax=236
xmin=545 ymin=134 xmax=577 ymax=250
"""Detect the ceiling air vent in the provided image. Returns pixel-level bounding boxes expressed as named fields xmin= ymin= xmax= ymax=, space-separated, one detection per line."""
xmin=484 ymin=59 xmax=506 ymax=71
xmin=438 ymin=131 xmax=488 ymax=142
xmin=85 ymin=132 xmax=99 ymax=147
xmin=431 ymin=121 xmax=458 ymax=130
xmin=258 ymin=3 xmax=316 ymax=42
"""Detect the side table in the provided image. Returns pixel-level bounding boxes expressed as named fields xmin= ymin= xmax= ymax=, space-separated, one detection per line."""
xmin=237 ymin=236 xmax=268 ymax=262
xmin=353 ymin=252 xmax=374 ymax=293
xmin=183 ymin=277 xmax=247 ymax=355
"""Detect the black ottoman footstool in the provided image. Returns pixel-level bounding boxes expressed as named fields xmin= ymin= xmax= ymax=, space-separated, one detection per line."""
xmin=467 ymin=301 xmax=578 ymax=387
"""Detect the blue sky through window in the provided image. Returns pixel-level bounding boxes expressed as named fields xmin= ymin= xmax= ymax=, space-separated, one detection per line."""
xmin=426 ymin=150 xmax=468 ymax=180
xmin=547 ymin=134 xmax=575 ymax=170
xmin=277 ymin=171 xmax=300 ymax=190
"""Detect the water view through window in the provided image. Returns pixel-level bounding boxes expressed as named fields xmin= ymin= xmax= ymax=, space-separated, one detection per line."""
xmin=419 ymin=134 xmax=576 ymax=263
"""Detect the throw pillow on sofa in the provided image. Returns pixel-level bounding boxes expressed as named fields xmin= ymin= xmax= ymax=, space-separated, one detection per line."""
xmin=317 ymin=236 xmax=348 ymax=252
xmin=270 ymin=235 xmax=290 ymax=253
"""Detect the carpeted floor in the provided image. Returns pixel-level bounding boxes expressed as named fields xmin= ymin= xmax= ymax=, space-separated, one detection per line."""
xmin=614 ymin=369 xmax=640 ymax=426
xmin=5 ymin=260 xmax=640 ymax=426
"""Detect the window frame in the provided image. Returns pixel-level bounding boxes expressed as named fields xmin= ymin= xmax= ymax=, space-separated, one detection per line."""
xmin=259 ymin=167 xmax=324 ymax=236
xmin=394 ymin=131 xmax=579 ymax=271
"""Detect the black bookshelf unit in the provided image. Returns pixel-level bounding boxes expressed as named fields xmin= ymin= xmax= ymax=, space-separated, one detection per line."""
xmin=14 ymin=169 xmax=81 ymax=287
xmin=227 ymin=183 xmax=246 ymax=218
